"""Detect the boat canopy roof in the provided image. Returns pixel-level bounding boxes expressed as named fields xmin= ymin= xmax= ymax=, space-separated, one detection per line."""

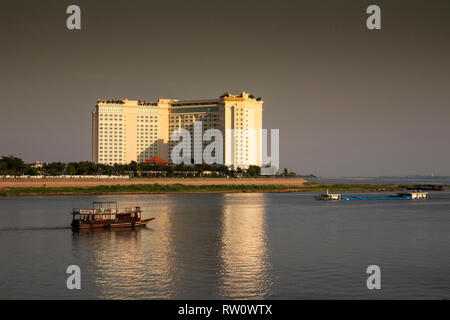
xmin=92 ymin=201 xmax=118 ymax=209
xmin=72 ymin=206 xmax=141 ymax=215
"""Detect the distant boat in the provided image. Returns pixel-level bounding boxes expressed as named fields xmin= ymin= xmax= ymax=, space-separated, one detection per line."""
xmin=315 ymin=191 xmax=429 ymax=201
xmin=315 ymin=189 xmax=342 ymax=201
xmin=71 ymin=201 xmax=154 ymax=230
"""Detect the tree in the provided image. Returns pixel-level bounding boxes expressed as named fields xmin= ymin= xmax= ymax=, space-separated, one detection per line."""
xmin=246 ymin=165 xmax=261 ymax=177
xmin=0 ymin=161 xmax=7 ymax=175
xmin=215 ymin=165 xmax=230 ymax=177
xmin=66 ymin=163 xmax=78 ymax=175
xmin=24 ymin=166 xmax=38 ymax=176
xmin=43 ymin=162 xmax=66 ymax=175
xmin=0 ymin=155 xmax=26 ymax=175
xmin=166 ymin=165 xmax=174 ymax=176
xmin=127 ymin=161 xmax=138 ymax=172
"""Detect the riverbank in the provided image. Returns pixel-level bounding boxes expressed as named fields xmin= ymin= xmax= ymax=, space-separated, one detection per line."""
xmin=0 ymin=181 xmax=411 ymax=196
xmin=0 ymin=177 xmax=306 ymax=188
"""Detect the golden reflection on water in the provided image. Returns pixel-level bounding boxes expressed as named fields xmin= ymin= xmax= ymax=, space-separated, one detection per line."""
xmin=71 ymin=194 xmax=272 ymax=299
xmin=71 ymin=200 xmax=177 ymax=299
xmin=218 ymin=193 xmax=273 ymax=299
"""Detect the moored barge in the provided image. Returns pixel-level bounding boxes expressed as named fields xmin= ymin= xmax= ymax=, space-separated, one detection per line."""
xmin=316 ymin=191 xmax=429 ymax=201
xmin=71 ymin=201 xmax=154 ymax=230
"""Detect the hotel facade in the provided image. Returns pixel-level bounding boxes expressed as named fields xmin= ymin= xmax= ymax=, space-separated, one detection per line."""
xmin=92 ymin=92 xmax=263 ymax=168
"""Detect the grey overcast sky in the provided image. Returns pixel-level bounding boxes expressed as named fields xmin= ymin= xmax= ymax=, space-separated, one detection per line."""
xmin=0 ymin=0 xmax=449 ymax=176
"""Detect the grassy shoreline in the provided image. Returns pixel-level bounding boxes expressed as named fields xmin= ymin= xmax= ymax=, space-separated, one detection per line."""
xmin=0 ymin=183 xmax=409 ymax=197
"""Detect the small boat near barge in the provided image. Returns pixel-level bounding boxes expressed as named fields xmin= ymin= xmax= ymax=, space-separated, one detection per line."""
xmin=315 ymin=191 xmax=342 ymax=201
xmin=71 ymin=201 xmax=154 ymax=231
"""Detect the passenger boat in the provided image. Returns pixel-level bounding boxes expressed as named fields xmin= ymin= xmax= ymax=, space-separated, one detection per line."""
xmin=71 ymin=201 xmax=154 ymax=230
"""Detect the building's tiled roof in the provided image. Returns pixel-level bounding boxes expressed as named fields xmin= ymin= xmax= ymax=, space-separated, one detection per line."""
xmin=143 ymin=156 xmax=169 ymax=165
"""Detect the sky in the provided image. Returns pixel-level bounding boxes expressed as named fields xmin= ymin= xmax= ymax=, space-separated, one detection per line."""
xmin=0 ymin=0 xmax=449 ymax=177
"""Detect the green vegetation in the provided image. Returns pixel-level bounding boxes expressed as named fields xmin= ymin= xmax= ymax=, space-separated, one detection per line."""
xmin=0 ymin=183 xmax=408 ymax=197
xmin=281 ymin=168 xmax=297 ymax=177
xmin=300 ymin=183 xmax=404 ymax=192
xmin=0 ymin=183 xmax=298 ymax=196
xmin=0 ymin=155 xmax=264 ymax=178
xmin=0 ymin=156 xmax=29 ymax=175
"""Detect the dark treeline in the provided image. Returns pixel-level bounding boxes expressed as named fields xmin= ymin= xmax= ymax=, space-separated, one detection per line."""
xmin=0 ymin=155 xmax=263 ymax=177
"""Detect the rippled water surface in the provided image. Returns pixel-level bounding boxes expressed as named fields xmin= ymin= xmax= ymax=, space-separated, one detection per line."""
xmin=1 ymin=192 xmax=450 ymax=299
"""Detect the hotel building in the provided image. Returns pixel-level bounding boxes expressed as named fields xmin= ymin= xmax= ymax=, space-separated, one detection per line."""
xmin=92 ymin=91 xmax=263 ymax=168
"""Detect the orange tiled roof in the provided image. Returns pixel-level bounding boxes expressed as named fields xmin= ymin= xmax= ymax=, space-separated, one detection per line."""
xmin=143 ymin=156 xmax=169 ymax=165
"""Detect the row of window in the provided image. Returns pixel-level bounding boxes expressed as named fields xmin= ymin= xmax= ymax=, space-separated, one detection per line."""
xmin=99 ymin=114 xmax=123 ymax=119
xmin=170 ymin=116 xmax=218 ymax=122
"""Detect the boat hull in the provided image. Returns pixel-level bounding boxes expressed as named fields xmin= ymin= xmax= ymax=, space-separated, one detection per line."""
xmin=73 ymin=218 xmax=155 ymax=230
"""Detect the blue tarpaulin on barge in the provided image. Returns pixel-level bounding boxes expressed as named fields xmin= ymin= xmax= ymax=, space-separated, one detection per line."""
xmin=341 ymin=196 xmax=412 ymax=200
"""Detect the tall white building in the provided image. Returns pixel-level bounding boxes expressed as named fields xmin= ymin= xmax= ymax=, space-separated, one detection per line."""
xmin=92 ymin=91 xmax=263 ymax=168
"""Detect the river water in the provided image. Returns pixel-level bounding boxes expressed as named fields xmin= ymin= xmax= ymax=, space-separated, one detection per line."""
xmin=1 ymin=191 xmax=450 ymax=299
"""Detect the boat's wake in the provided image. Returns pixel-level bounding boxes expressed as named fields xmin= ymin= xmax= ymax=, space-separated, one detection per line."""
xmin=0 ymin=226 xmax=71 ymax=232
